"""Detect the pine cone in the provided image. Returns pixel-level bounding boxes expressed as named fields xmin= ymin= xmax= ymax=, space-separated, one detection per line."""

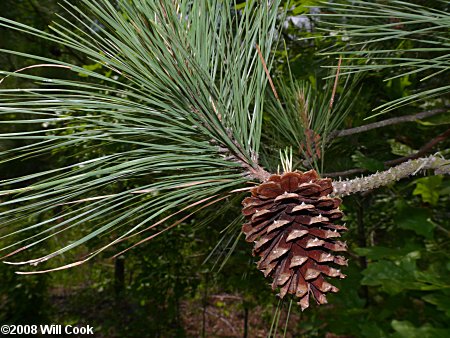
xmin=242 ymin=170 xmax=347 ymax=310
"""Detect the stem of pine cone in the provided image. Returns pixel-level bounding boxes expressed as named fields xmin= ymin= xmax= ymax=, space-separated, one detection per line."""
xmin=245 ymin=164 xmax=271 ymax=182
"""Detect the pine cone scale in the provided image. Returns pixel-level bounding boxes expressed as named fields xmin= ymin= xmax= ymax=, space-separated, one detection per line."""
xmin=274 ymin=192 xmax=300 ymax=202
xmin=286 ymin=228 xmax=309 ymax=242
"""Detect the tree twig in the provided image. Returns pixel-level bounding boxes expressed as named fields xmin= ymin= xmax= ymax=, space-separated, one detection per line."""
xmin=329 ymin=107 xmax=448 ymax=140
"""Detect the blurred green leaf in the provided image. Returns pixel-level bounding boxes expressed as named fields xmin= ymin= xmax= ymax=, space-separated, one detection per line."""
xmin=360 ymin=322 xmax=387 ymax=338
xmin=394 ymin=206 xmax=435 ymax=239
xmin=351 ymin=150 xmax=384 ymax=172
xmin=385 ymin=76 xmax=412 ymax=100
xmin=418 ymin=112 xmax=450 ymax=126
xmin=360 ymin=260 xmax=412 ymax=294
xmin=414 ymin=263 xmax=450 ymax=290
xmin=361 ymin=254 xmax=442 ymax=294
xmin=78 ymin=63 xmax=102 ymax=77
xmin=413 ymin=176 xmax=443 ymax=206
xmin=387 ymin=139 xmax=416 ymax=157
xmin=354 ymin=245 xmax=421 ymax=260
xmin=391 ymin=320 xmax=450 ymax=338
xmin=291 ymin=0 xmax=319 ymax=14
xmin=422 ymin=292 xmax=450 ymax=317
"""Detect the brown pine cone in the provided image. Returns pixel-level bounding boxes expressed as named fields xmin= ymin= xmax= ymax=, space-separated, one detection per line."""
xmin=242 ymin=170 xmax=347 ymax=310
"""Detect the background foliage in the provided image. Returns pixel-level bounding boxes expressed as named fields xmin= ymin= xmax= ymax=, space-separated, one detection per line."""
xmin=0 ymin=0 xmax=449 ymax=337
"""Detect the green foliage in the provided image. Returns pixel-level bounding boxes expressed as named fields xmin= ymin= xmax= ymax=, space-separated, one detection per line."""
xmin=361 ymin=253 xmax=437 ymax=294
xmin=391 ymin=320 xmax=450 ymax=338
xmin=422 ymin=293 xmax=450 ymax=318
xmin=0 ymin=0 xmax=280 ymax=271
xmin=412 ymin=176 xmax=444 ymax=206
xmin=394 ymin=204 xmax=435 ymax=239
xmin=352 ymin=150 xmax=385 ymax=172
xmin=388 ymin=139 xmax=416 ymax=157
xmin=0 ymin=266 xmax=49 ymax=324
xmin=419 ymin=112 xmax=450 ymax=126
xmin=264 ymin=74 xmax=361 ymax=171
xmin=319 ymin=0 xmax=450 ymax=114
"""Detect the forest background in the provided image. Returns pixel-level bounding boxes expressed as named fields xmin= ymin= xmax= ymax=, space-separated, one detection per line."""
xmin=0 ymin=0 xmax=449 ymax=337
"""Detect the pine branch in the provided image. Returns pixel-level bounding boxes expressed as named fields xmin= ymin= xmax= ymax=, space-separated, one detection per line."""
xmin=247 ymin=151 xmax=449 ymax=197
xmin=247 ymin=128 xmax=450 ymax=189
xmin=332 ymin=155 xmax=450 ymax=197
xmin=246 ymin=165 xmax=271 ymax=182
xmin=0 ymin=0 xmax=282 ymax=268
xmin=329 ymin=107 xmax=449 ymax=140
xmin=221 ymin=147 xmax=270 ymax=182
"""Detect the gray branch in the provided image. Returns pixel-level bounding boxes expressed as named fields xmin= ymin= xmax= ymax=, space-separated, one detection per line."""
xmin=329 ymin=107 xmax=448 ymax=139
xmin=331 ymin=155 xmax=450 ymax=197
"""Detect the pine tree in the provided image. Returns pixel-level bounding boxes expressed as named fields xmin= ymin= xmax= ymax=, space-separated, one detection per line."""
xmin=0 ymin=0 xmax=448 ymax=313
